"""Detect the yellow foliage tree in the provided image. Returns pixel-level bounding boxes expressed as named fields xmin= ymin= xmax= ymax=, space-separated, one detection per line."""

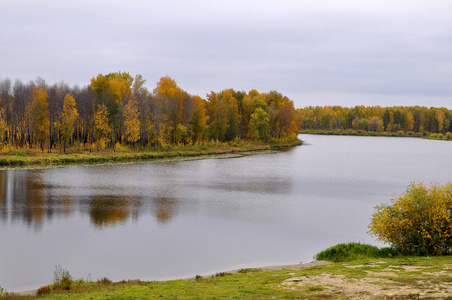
xmin=123 ymin=97 xmax=141 ymax=147
xmin=0 ymin=108 xmax=6 ymax=146
xmin=29 ymin=87 xmax=49 ymax=152
xmin=60 ymin=94 xmax=79 ymax=153
xmin=369 ymin=182 xmax=452 ymax=255
xmin=249 ymin=107 xmax=269 ymax=141
xmin=90 ymin=72 xmax=133 ymax=146
xmin=153 ymin=76 xmax=185 ymax=144
xmin=95 ymin=104 xmax=111 ymax=150
xmin=173 ymin=124 xmax=189 ymax=145
xmin=206 ymin=91 xmax=229 ymax=141
xmin=436 ymin=110 xmax=445 ymax=133
xmin=190 ymin=95 xmax=208 ymax=144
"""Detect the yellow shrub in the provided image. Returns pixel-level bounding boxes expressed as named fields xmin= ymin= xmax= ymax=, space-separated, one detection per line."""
xmin=114 ymin=141 xmax=129 ymax=152
xmin=369 ymin=182 xmax=452 ymax=255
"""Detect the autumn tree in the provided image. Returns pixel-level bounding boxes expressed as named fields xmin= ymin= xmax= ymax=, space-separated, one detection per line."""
xmin=132 ymin=74 xmax=149 ymax=146
xmin=369 ymin=182 xmax=452 ymax=255
xmin=436 ymin=109 xmax=446 ymax=133
xmin=238 ymin=93 xmax=252 ymax=138
xmin=249 ymin=107 xmax=269 ymax=141
xmin=48 ymin=82 xmax=71 ymax=150
xmin=0 ymin=107 xmax=6 ymax=146
xmin=28 ymin=86 xmax=49 ymax=152
xmin=153 ymin=76 xmax=185 ymax=146
xmin=189 ymin=95 xmax=208 ymax=144
xmin=222 ymin=90 xmax=240 ymax=141
xmin=58 ymin=94 xmax=79 ymax=153
xmin=12 ymin=80 xmax=32 ymax=146
xmin=0 ymin=78 xmax=11 ymax=145
xmin=72 ymin=85 xmax=93 ymax=146
xmin=91 ymin=72 xmax=133 ymax=147
xmin=94 ymin=104 xmax=111 ymax=150
xmin=123 ymin=96 xmax=141 ymax=147
xmin=368 ymin=117 xmax=384 ymax=132
xmin=266 ymin=92 xmax=298 ymax=139
xmin=403 ymin=109 xmax=414 ymax=132
xmin=206 ymin=91 xmax=229 ymax=141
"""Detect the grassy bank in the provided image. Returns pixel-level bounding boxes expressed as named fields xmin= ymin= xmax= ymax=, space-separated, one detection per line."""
xmin=4 ymin=255 xmax=452 ymax=299
xmin=0 ymin=139 xmax=302 ymax=169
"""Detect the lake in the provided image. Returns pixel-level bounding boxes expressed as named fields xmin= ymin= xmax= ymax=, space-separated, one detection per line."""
xmin=0 ymin=134 xmax=451 ymax=291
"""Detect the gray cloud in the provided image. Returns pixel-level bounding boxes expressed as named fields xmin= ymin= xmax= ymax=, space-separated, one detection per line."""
xmin=1 ymin=0 xmax=452 ymax=108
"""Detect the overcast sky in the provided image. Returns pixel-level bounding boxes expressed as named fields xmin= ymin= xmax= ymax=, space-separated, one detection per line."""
xmin=1 ymin=0 xmax=452 ymax=108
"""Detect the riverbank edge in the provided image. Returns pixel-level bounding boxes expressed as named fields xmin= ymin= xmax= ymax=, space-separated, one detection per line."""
xmin=0 ymin=139 xmax=302 ymax=170
xmin=11 ymin=260 xmax=332 ymax=297
xmin=11 ymin=257 xmax=452 ymax=298
xmin=300 ymin=129 xmax=452 ymax=140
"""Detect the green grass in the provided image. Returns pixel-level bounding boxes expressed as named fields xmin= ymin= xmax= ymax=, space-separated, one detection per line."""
xmin=8 ymin=270 xmax=329 ymax=299
xmin=315 ymin=242 xmax=400 ymax=262
xmin=8 ymin=150 xmax=27 ymax=156
xmin=4 ymin=256 xmax=452 ymax=299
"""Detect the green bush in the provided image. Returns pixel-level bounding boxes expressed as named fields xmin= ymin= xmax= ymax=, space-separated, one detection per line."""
xmin=369 ymin=182 xmax=452 ymax=255
xmin=446 ymin=132 xmax=452 ymax=140
xmin=315 ymin=242 xmax=397 ymax=262
xmin=9 ymin=150 xmax=26 ymax=156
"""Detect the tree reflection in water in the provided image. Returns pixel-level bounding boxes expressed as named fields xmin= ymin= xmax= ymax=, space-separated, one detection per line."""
xmin=88 ymin=195 xmax=141 ymax=228
xmin=0 ymin=170 xmax=48 ymax=229
xmin=0 ymin=169 xmax=180 ymax=228
xmin=152 ymin=197 xmax=178 ymax=224
xmin=0 ymin=170 xmax=7 ymax=221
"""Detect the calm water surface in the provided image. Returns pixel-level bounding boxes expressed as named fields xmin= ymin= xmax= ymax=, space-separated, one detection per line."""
xmin=0 ymin=135 xmax=451 ymax=291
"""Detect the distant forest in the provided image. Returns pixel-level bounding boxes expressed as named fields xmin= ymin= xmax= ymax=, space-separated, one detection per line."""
xmin=0 ymin=72 xmax=299 ymax=152
xmin=298 ymin=105 xmax=452 ymax=136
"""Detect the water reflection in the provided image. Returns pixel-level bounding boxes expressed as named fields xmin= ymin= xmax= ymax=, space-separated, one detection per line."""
xmin=2 ymin=170 xmax=49 ymax=229
xmin=0 ymin=158 xmax=295 ymax=229
xmin=84 ymin=195 xmax=141 ymax=228
xmin=152 ymin=197 xmax=178 ymax=224
xmin=0 ymin=166 xmax=187 ymax=228
xmin=0 ymin=171 xmax=7 ymax=220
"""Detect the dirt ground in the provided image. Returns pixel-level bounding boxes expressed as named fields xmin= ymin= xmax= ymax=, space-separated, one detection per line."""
xmin=282 ymin=261 xmax=452 ymax=299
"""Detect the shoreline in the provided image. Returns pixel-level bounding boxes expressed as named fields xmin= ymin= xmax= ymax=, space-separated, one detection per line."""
xmin=0 ymin=140 xmax=302 ymax=171
xmin=300 ymin=129 xmax=452 ymax=141
xmin=12 ymin=260 xmax=332 ymax=296
xmin=11 ymin=257 xmax=452 ymax=299
xmin=0 ymin=150 xmax=279 ymax=171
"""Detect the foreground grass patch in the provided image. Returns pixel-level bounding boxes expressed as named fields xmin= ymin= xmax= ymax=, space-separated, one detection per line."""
xmin=12 ymin=270 xmax=331 ymax=299
xmin=5 ymin=256 xmax=452 ymax=299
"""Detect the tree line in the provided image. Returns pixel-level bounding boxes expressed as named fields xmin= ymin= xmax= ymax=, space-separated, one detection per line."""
xmin=0 ymin=72 xmax=299 ymax=152
xmin=297 ymin=105 xmax=452 ymax=134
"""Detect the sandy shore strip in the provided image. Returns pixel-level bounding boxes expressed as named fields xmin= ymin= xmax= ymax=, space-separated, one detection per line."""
xmin=13 ymin=260 xmax=332 ymax=296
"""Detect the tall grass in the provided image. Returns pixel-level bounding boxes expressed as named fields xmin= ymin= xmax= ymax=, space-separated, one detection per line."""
xmin=315 ymin=242 xmax=398 ymax=262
